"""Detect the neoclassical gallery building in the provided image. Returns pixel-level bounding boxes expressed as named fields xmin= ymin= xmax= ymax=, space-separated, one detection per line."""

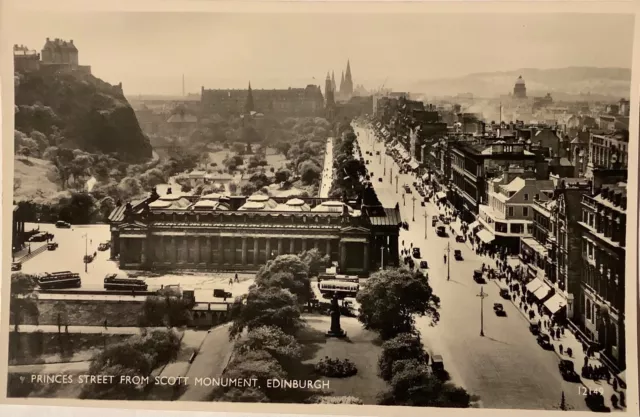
xmin=108 ymin=192 xmax=401 ymax=276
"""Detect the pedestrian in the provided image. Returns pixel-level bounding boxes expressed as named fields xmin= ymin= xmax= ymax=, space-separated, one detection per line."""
xmin=229 ymin=278 xmax=233 ymax=285
xmin=104 ymin=319 xmax=108 ymax=330
xmin=611 ymin=393 xmax=619 ymax=409
xmin=619 ymin=390 xmax=625 ymax=407
xmin=566 ymin=347 xmax=572 ymax=357
xmin=613 ymin=378 xmax=618 ymax=391
xmin=537 ymin=319 xmax=541 ymax=328
xmin=559 ymin=344 xmax=563 ymax=355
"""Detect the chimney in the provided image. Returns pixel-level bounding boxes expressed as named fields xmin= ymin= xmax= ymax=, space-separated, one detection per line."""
xmin=70 ymin=39 xmax=74 ymax=44
xmin=46 ymin=37 xmax=50 ymax=41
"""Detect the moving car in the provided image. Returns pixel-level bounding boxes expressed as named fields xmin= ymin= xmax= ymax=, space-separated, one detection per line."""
xmin=558 ymin=359 xmax=580 ymax=382
xmin=412 ymin=247 xmax=421 ymax=259
xmin=55 ymin=220 xmax=71 ymax=229
xmin=529 ymin=320 xmax=540 ymax=335
xmin=11 ymin=262 xmax=22 ymax=271
xmin=419 ymin=260 xmax=429 ymax=269
xmin=83 ymin=254 xmax=95 ymax=264
xmin=454 ymin=249 xmax=463 ymax=261
xmin=473 ymin=269 xmax=485 ymax=283
xmin=537 ymin=333 xmax=553 ymax=350
xmin=98 ymin=241 xmax=111 ymax=251
xmin=493 ymin=303 xmax=506 ymax=316
xmin=378 ymin=177 xmax=382 ymax=182
xmin=29 ymin=232 xmax=53 ymax=242
xmin=436 ymin=226 xmax=446 ymax=237
xmin=47 ymin=242 xmax=59 ymax=251
xmin=213 ymin=289 xmax=233 ymax=299
xmin=455 ymin=234 xmax=465 ymax=243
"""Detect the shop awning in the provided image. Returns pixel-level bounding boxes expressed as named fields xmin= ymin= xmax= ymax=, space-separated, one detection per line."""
xmin=526 ymin=278 xmax=544 ymax=292
xmin=544 ymin=293 xmax=567 ymax=314
xmin=469 ymin=221 xmax=480 ymax=230
xmin=533 ymin=284 xmax=551 ymax=300
xmin=422 ymin=173 xmax=430 ymax=181
xmin=435 ymin=192 xmax=447 ymax=201
xmin=408 ymin=160 xmax=419 ymax=169
xmin=477 ymin=229 xmax=495 ymax=244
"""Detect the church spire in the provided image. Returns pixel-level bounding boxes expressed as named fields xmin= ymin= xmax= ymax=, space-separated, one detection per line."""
xmin=344 ymin=60 xmax=353 ymax=96
xmin=331 ymin=71 xmax=336 ymax=92
xmin=245 ymin=82 xmax=254 ymax=113
xmin=340 ymin=71 xmax=345 ymax=93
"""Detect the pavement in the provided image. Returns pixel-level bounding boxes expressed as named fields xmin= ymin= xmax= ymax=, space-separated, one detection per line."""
xmin=15 ymin=325 xmax=168 ymax=334
xmin=355 ymin=123 xmax=592 ymax=411
xmin=319 ymin=137 xmax=334 ymax=198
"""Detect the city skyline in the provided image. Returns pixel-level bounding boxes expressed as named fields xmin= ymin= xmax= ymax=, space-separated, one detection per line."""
xmin=9 ymin=12 xmax=634 ymax=95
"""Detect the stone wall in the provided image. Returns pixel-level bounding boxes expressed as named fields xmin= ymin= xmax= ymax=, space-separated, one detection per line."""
xmin=12 ymin=299 xmax=144 ymax=327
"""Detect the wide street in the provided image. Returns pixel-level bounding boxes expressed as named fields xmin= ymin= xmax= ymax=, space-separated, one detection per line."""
xmin=319 ymin=137 xmax=334 ymax=198
xmin=354 ymin=124 xmax=589 ymax=411
xmin=19 ymin=222 xmax=255 ymax=297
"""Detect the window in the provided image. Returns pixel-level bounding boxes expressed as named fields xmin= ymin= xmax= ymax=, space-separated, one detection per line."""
xmin=586 ymin=298 xmax=592 ymax=321
xmin=523 ymin=207 xmax=529 ymax=217
xmin=524 ymin=193 xmax=529 ymax=201
xmin=508 ymin=207 xmax=514 ymax=216
xmin=511 ymin=223 xmax=524 ymax=234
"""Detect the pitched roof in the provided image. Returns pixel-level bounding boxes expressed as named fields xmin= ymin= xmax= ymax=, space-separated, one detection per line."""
xmin=368 ymin=207 xmax=401 ymax=227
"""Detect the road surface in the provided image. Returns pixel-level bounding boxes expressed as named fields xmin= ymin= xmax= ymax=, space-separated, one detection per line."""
xmin=319 ymin=137 xmax=334 ymax=198
xmin=354 ymin=123 xmax=589 ymax=411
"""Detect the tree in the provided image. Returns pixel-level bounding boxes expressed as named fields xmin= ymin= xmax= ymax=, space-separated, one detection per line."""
xmin=241 ymin=182 xmax=258 ymax=196
xmin=356 ymin=268 xmax=440 ymax=340
xmin=378 ymin=333 xmax=428 ymax=381
xmin=237 ymin=326 xmax=302 ymax=361
xmin=139 ymin=287 xmax=194 ymax=328
xmin=10 ymin=273 xmax=39 ymax=333
xmin=299 ymin=160 xmax=321 ymax=185
xmin=219 ymin=350 xmax=287 ymax=402
xmin=255 ymin=255 xmax=311 ymax=302
xmin=139 ymin=329 xmax=182 ymax=369
xmin=299 ymin=249 xmax=329 ymax=277
xmin=228 ymin=287 xmax=303 ymax=338
xmin=117 ymin=176 xmax=143 ymax=200
xmin=377 ymin=364 xmax=470 ymax=407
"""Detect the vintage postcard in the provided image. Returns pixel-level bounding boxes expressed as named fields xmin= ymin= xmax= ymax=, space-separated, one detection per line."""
xmin=0 ymin=1 xmax=638 ymax=416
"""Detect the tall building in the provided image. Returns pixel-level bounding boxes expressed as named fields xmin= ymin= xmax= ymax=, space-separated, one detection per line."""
xmin=41 ymin=37 xmax=78 ymax=66
xmin=324 ymin=72 xmax=335 ymax=120
xmin=513 ymin=75 xmax=527 ymax=99
xmin=342 ymin=60 xmax=354 ymax=96
xmin=331 ymin=71 xmax=337 ymax=93
xmin=244 ymin=82 xmax=255 ymax=113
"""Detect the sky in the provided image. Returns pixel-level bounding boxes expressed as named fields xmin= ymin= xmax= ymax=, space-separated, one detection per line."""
xmin=10 ymin=12 xmax=635 ymax=96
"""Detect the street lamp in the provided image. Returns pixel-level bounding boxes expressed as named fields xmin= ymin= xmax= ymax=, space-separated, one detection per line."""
xmin=390 ymin=166 xmax=393 ymax=184
xmin=422 ymin=210 xmax=428 ymax=239
xmin=395 ymin=175 xmax=399 ymax=193
xmin=477 ymin=286 xmax=488 ymax=337
xmin=83 ymin=233 xmax=88 ymax=273
xmin=384 ymin=157 xmax=386 ymax=175
xmin=412 ymin=195 xmax=417 ymax=222
xmin=402 ymin=193 xmax=406 ymax=206
xmin=446 ymin=242 xmax=450 ymax=281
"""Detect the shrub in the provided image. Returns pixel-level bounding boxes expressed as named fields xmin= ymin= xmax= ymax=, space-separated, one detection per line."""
xmin=310 ymin=395 xmax=364 ymax=405
xmin=314 ymin=357 xmax=358 ymax=378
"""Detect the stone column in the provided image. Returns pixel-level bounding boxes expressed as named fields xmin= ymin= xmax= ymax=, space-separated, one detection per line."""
xmin=206 ymin=236 xmax=212 ymax=265
xmin=253 ymin=238 xmax=259 ymax=265
xmin=326 ymin=240 xmax=331 ymax=257
xmin=183 ymin=237 xmax=189 ymax=264
xmin=265 ymin=238 xmax=272 ymax=261
xmin=289 ymin=239 xmax=295 ymax=254
xmin=120 ymin=238 xmax=127 ymax=267
xmin=363 ymin=241 xmax=370 ymax=274
xmin=171 ymin=236 xmax=177 ymax=265
xmin=339 ymin=241 xmax=346 ymax=272
xmin=140 ymin=239 xmax=147 ymax=266
xmin=389 ymin=235 xmax=399 ymax=266
xmin=195 ymin=237 xmax=201 ymax=265
xmin=230 ymin=238 xmax=236 ymax=264
xmin=314 ymin=240 xmax=319 ymax=251
xmin=278 ymin=239 xmax=283 ymax=255
xmin=301 ymin=239 xmax=307 ymax=252
xmin=218 ymin=237 xmax=224 ymax=265
xmin=110 ymin=231 xmax=117 ymax=260
xmin=241 ymin=237 xmax=248 ymax=265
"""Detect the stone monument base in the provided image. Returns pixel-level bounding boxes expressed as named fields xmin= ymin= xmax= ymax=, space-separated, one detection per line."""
xmin=326 ymin=329 xmax=347 ymax=338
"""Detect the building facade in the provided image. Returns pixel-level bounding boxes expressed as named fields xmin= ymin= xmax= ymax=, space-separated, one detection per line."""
xmin=513 ymin=76 xmax=527 ymax=99
xmin=108 ymin=193 xmax=401 ymax=276
xmin=577 ymin=182 xmax=626 ymax=370
xmin=585 ymin=130 xmax=629 ymax=178
xmin=13 ymin=45 xmax=40 ymax=72
xmin=200 ymin=84 xmax=324 ymax=118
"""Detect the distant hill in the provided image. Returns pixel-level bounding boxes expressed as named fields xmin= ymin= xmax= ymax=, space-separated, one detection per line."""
xmin=409 ymin=67 xmax=631 ymax=100
xmin=14 ymin=68 xmax=152 ymax=162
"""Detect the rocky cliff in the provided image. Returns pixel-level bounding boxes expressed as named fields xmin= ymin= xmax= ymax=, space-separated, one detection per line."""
xmin=14 ymin=68 xmax=152 ymax=162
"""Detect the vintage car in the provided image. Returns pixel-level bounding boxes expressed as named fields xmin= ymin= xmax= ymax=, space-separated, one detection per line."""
xmin=499 ymin=288 xmax=510 ymax=299
xmin=529 ymin=320 xmax=540 ymax=335
xmin=412 ymin=247 xmax=421 ymax=259
xmin=454 ymin=249 xmax=463 ymax=261
xmin=493 ymin=303 xmax=506 ymax=316
xmin=473 ymin=269 xmax=485 ymax=283
xmin=378 ymin=178 xmax=383 ymax=182
xmin=55 ymin=220 xmax=71 ymax=229
xmin=213 ymin=289 xmax=233 ymax=299
xmin=98 ymin=241 xmax=111 ymax=251
xmin=47 ymin=242 xmax=59 ymax=251
xmin=430 ymin=354 xmax=444 ymax=373
xmin=83 ymin=254 xmax=96 ymax=264
xmin=455 ymin=234 xmax=465 ymax=243
xmin=558 ymin=359 xmax=580 ymax=382
xmin=402 ymin=221 xmax=410 ymax=230
xmin=419 ymin=260 xmax=429 ymax=269
xmin=436 ymin=226 xmax=447 ymax=237
xmin=537 ymin=333 xmax=554 ymax=350
xmin=11 ymin=262 xmax=22 ymax=271
xmin=442 ymin=217 xmax=451 ymax=225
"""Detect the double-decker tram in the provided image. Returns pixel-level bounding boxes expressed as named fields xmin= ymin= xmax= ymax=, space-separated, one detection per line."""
xmin=318 ymin=280 xmax=359 ymax=299
xmin=103 ymin=274 xmax=148 ymax=291
xmin=38 ymin=271 xmax=82 ymax=289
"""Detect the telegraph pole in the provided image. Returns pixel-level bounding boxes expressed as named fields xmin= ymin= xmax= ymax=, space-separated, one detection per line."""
xmin=477 ymin=286 xmax=488 ymax=337
xmin=446 ymin=242 xmax=450 ymax=281
xmin=412 ymin=196 xmax=417 ymax=222
xmin=422 ymin=210 xmax=428 ymax=239
xmin=395 ymin=175 xmax=399 ymax=193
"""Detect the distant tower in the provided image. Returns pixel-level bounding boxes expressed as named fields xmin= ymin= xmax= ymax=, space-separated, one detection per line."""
xmin=343 ymin=60 xmax=354 ymax=96
xmin=513 ymin=75 xmax=527 ymax=99
xmin=331 ymin=71 xmax=337 ymax=93
xmin=325 ymin=72 xmax=335 ymax=120
xmin=245 ymin=82 xmax=255 ymax=113
xmin=340 ymin=71 xmax=345 ymax=93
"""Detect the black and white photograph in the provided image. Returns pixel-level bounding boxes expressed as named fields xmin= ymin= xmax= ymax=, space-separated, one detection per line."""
xmin=1 ymin=1 xmax=638 ymax=416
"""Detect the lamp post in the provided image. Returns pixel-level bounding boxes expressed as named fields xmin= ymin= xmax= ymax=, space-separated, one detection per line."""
xmin=383 ymin=157 xmax=386 ymax=176
xmin=477 ymin=286 xmax=488 ymax=336
xmin=83 ymin=233 xmax=88 ymax=272
xmin=422 ymin=210 xmax=428 ymax=239
xmin=390 ymin=166 xmax=393 ymax=184
xmin=412 ymin=196 xmax=417 ymax=222
xmin=402 ymin=193 xmax=406 ymax=206
xmin=395 ymin=175 xmax=399 ymax=193
xmin=446 ymin=242 xmax=451 ymax=281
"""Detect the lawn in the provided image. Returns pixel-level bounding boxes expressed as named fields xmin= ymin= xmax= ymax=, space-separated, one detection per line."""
xmin=13 ymin=156 xmax=60 ymax=203
xmin=296 ymin=314 xmax=389 ymax=405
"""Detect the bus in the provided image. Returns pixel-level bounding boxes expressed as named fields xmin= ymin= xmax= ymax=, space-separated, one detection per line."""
xmin=318 ymin=280 xmax=359 ymax=299
xmin=38 ymin=271 xmax=81 ymax=289
xmin=104 ymin=274 xmax=148 ymax=291
xmin=318 ymin=274 xmax=359 ymax=285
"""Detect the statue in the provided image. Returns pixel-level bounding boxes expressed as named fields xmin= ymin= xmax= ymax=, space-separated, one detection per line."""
xmin=326 ymin=293 xmax=346 ymax=338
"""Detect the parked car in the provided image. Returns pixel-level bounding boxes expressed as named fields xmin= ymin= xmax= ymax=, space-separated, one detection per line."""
xmin=430 ymin=354 xmax=444 ymax=373
xmin=455 ymin=235 xmax=465 ymax=243
xmin=454 ymin=249 xmax=463 ymax=261
xmin=473 ymin=269 xmax=485 ymax=283
xmin=29 ymin=232 xmax=51 ymax=242
xmin=493 ymin=303 xmax=506 ymax=316
xmin=436 ymin=226 xmax=446 ymax=237
xmin=83 ymin=254 xmax=95 ymax=264
xmin=529 ymin=320 xmax=540 ymax=335
xmin=419 ymin=260 xmax=429 ymax=269
xmin=47 ymin=242 xmax=59 ymax=251
xmin=11 ymin=262 xmax=22 ymax=271
xmin=412 ymin=248 xmax=421 ymax=259
xmin=558 ymin=359 xmax=580 ymax=382
xmin=55 ymin=220 xmax=71 ymax=229
xmin=213 ymin=289 xmax=233 ymax=299
xmin=537 ymin=333 xmax=554 ymax=350
xmin=98 ymin=241 xmax=111 ymax=251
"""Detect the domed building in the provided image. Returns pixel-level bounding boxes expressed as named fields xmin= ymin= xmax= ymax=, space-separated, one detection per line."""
xmin=513 ymin=75 xmax=527 ymax=99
